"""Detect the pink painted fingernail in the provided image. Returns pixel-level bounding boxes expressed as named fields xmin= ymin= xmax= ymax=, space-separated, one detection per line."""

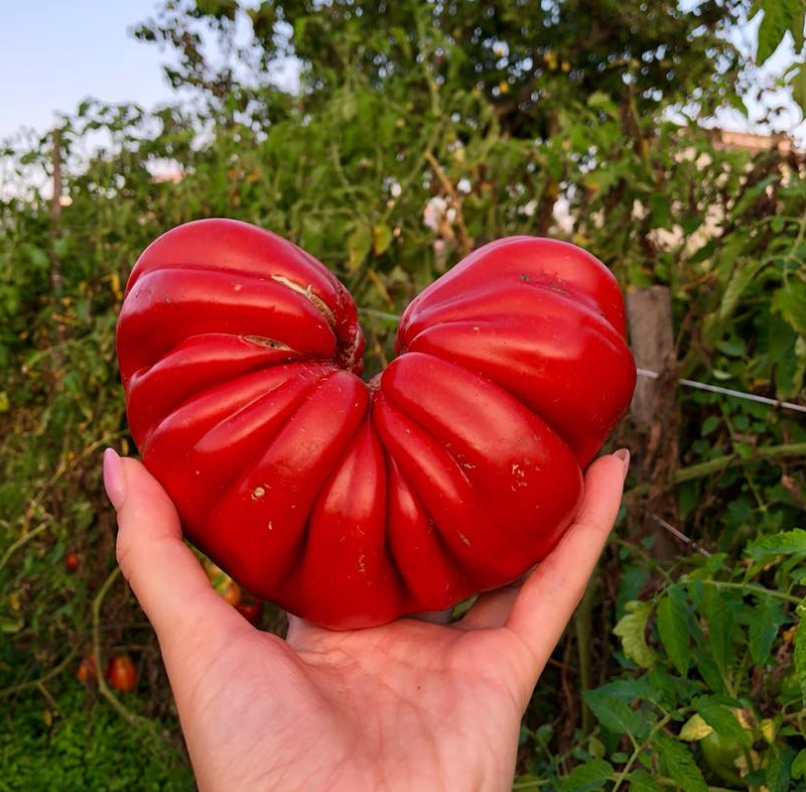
xmin=103 ymin=448 xmax=126 ymax=510
xmin=613 ymin=448 xmax=630 ymax=480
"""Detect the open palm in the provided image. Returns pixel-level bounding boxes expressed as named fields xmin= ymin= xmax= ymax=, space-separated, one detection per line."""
xmin=106 ymin=450 xmax=628 ymax=792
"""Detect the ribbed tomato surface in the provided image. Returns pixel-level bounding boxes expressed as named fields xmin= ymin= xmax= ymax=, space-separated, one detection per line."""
xmin=117 ymin=219 xmax=635 ymax=628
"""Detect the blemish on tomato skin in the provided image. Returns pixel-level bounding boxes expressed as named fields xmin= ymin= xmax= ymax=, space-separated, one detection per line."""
xmin=511 ymin=462 xmax=528 ymax=490
xmin=251 ymin=486 xmax=266 ymax=500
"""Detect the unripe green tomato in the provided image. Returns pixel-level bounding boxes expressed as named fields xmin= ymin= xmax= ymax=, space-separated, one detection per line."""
xmin=775 ymin=669 xmax=800 ymax=704
xmin=700 ymin=731 xmax=747 ymax=787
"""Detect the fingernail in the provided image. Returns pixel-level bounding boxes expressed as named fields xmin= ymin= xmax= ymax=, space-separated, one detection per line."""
xmin=103 ymin=448 xmax=126 ymax=510
xmin=613 ymin=448 xmax=630 ymax=480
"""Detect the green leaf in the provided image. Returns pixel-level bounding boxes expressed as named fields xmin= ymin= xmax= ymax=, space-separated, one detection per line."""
xmin=791 ymin=61 xmax=806 ymax=115
xmin=587 ymin=91 xmax=619 ymax=117
xmin=694 ymin=700 xmax=751 ymax=746
xmin=792 ymin=748 xmax=806 ymax=779
xmin=749 ymin=595 xmax=786 ymax=666
xmin=794 ymin=600 xmax=806 ymax=707
xmin=53 ymin=236 xmax=70 ymax=259
xmin=337 ymin=92 xmax=358 ymax=122
xmin=372 ymin=223 xmax=393 ymax=256
xmin=686 ymin=553 xmax=728 ymax=581
xmin=772 ymin=279 xmax=806 ymax=335
xmin=703 ymin=586 xmax=733 ymax=674
xmin=649 ymin=194 xmax=673 ymax=230
xmin=389 ymin=26 xmax=413 ymax=62
xmin=701 ymin=415 xmax=719 ymax=436
xmin=614 ymin=601 xmax=658 ymax=669
xmin=729 ymin=174 xmax=778 ymax=219
xmin=719 ymin=259 xmax=768 ymax=321
xmin=596 ymin=677 xmax=656 ymax=703
xmin=658 ymin=586 xmax=690 ymax=675
xmin=694 ymin=649 xmax=726 ymax=694
xmin=582 ymin=167 xmax=619 ymax=196
xmin=28 ymin=245 xmax=50 ymax=271
xmin=746 ymin=529 xmax=806 ymax=560
xmin=346 ymin=224 xmax=372 ymax=271
xmin=766 ymin=744 xmax=794 ymax=792
xmin=583 ymin=689 xmax=643 ymax=736
xmin=716 ymin=336 xmax=746 ymax=357
xmin=628 ymin=771 xmax=663 ymax=792
xmin=0 ymin=615 xmax=24 ymax=634
xmin=645 ymin=667 xmax=686 ymax=710
xmin=655 ymin=734 xmax=708 ymax=792
xmin=754 ymin=0 xmax=804 ymax=64
xmin=589 ymin=735 xmax=606 ymax=758
xmin=616 ymin=567 xmax=650 ymax=620
xmin=559 ymin=759 xmax=614 ymax=792
xmin=794 ymin=6 xmax=806 ymax=49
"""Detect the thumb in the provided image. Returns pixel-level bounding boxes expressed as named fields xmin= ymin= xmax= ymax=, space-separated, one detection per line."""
xmin=103 ymin=448 xmax=244 ymax=647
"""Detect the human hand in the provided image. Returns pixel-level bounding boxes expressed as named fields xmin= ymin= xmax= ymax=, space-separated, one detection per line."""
xmin=104 ymin=447 xmax=629 ymax=792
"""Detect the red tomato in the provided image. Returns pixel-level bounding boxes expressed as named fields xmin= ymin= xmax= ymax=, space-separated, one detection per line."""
xmin=236 ymin=600 xmax=263 ymax=626
xmin=65 ymin=553 xmax=79 ymax=572
xmin=220 ymin=581 xmax=241 ymax=606
xmin=105 ymin=655 xmax=136 ymax=693
xmin=117 ymin=220 xmax=635 ymax=629
xmin=76 ymin=656 xmax=96 ymax=684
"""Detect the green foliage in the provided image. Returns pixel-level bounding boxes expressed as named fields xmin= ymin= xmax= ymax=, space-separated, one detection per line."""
xmin=545 ymin=531 xmax=806 ymax=789
xmin=137 ymin=0 xmax=745 ymax=136
xmin=0 ymin=689 xmax=192 ymax=791
xmin=750 ymin=0 xmax=806 ymax=114
xmin=1 ymin=0 xmax=805 ymax=789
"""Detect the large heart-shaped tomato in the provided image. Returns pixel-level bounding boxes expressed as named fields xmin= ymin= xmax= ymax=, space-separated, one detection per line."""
xmin=117 ymin=219 xmax=635 ymax=629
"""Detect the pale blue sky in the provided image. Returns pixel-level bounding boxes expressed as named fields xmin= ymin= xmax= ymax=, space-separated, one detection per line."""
xmin=0 ymin=0 xmax=174 ymax=140
xmin=0 ymin=1 xmax=803 ymax=145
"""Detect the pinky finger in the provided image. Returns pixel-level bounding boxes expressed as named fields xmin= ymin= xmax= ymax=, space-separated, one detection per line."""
xmin=504 ymin=451 xmax=629 ymax=680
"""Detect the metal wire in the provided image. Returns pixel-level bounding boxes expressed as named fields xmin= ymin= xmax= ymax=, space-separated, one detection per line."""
xmin=650 ymin=514 xmax=711 ymax=557
xmin=636 ymin=368 xmax=806 ymax=415
xmin=357 ymin=305 xmax=805 ymax=415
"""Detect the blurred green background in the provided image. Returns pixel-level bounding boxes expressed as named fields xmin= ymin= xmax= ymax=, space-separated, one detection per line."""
xmin=1 ymin=1 xmax=806 ymax=789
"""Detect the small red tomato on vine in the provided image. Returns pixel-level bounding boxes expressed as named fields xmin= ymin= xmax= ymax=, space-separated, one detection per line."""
xmin=76 ymin=655 xmax=96 ymax=684
xmin=65 ymin=553 xmax=79 ymax=572
xmin=204 ymin=559 xmax=242 ymax=606
xmin=236 ymin=600 xmax=263 ymax=626
xmin=105 ymin=655 xmax=136 ymax=693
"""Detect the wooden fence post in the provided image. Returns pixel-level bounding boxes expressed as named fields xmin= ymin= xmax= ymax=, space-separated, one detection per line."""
xmin=626 ymin=286 xmax=679 ymax=561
